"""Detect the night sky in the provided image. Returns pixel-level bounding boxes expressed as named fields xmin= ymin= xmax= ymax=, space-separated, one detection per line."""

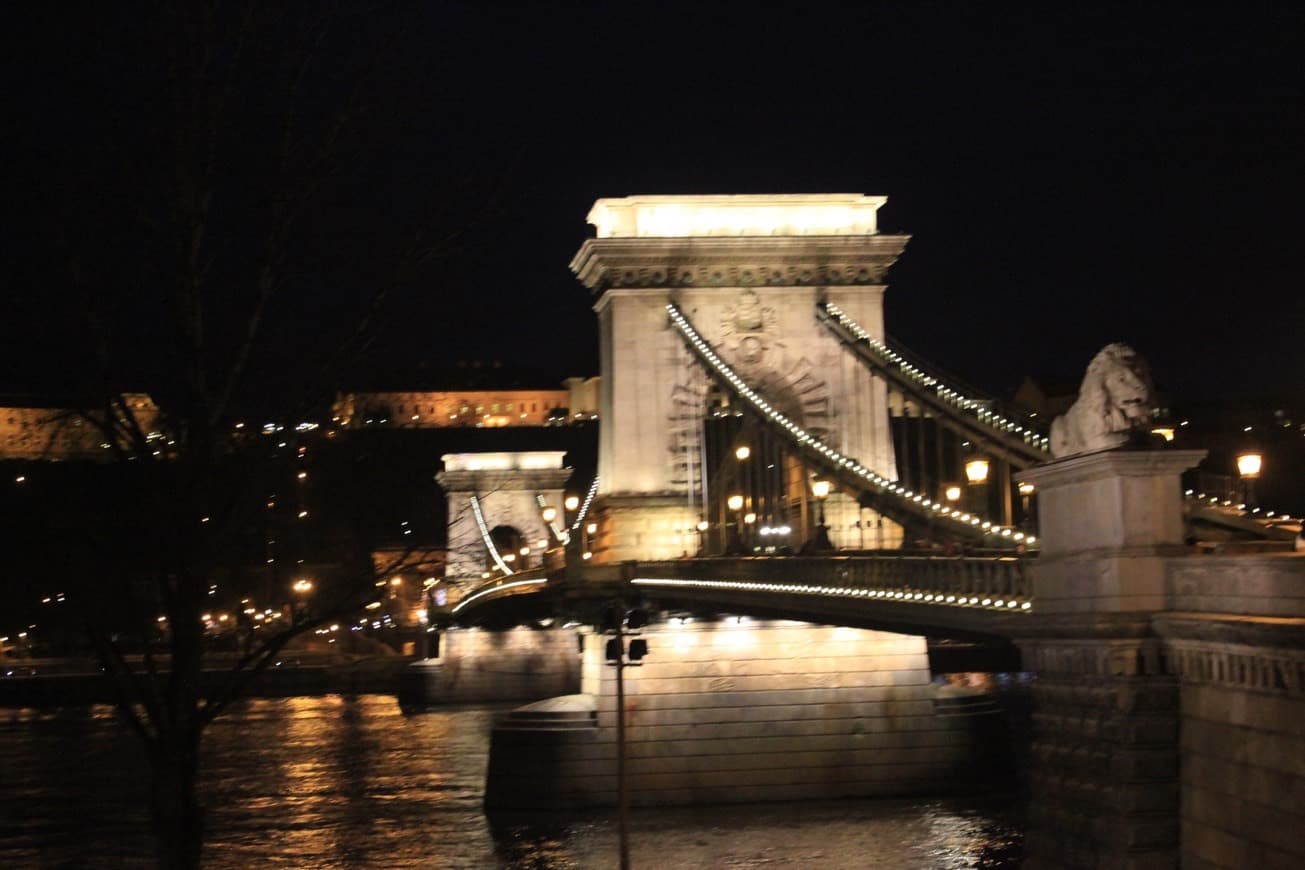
xmin=6 ymin=3 xmax=1304 ymax=408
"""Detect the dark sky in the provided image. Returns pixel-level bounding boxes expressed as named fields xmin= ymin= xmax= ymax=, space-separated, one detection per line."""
xmin=6 ymin=3 xmax=1304 ymax=407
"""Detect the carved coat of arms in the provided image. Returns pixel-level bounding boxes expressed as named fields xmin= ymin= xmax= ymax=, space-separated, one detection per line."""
xmin=719 ymin=291 xmax=778 ymax=369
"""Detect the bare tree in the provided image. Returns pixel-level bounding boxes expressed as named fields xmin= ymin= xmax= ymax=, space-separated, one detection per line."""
xmin=6 ymin=3 xmax=501 ymax=866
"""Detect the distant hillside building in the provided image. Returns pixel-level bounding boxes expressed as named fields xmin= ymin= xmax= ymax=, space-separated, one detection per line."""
xmin=334 ymin=376 xmax=599 ymax=429
xmin=0 ymin=394 xmax=159 ymax=460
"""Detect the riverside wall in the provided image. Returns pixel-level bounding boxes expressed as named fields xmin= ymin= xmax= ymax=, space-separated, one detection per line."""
xmin=485 ymin=620 xmax=1009 ymax=809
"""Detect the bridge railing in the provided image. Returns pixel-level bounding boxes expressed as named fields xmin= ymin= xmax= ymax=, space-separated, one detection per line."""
xmin=449 ymin=566 xmax=553 ymax=615
xmin=630 ymin=554 xmax=1033 ymax=613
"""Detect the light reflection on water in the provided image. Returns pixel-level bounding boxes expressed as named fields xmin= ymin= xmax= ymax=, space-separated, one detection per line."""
xmin=0 ymin=695 xmax=1022 ymax=868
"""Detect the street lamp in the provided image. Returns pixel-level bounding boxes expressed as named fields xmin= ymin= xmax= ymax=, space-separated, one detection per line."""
xmin=564 ymin=495 xmax=580 ymax=512
xmin=811 ymin=478 xmax=830 ymax=521
xmin=735 ymin=445 xmax=751 ymax=461
xmin=810 ymin=478 xmax=832 ymax=551
xmin=1237 ymin=451 xmax=1263 ymax=509
xmin=726 ymin=494 xmax=744 ymax=554
xmin=964 ymin=456 xmax=990 ymax=520
xmin=944 ymin=485 xmax=962 ymax=503
xmin=1017 ymin=481 xmax=1036 ymax=532
xmin=541 ymin=506 xmax=557 ymax=523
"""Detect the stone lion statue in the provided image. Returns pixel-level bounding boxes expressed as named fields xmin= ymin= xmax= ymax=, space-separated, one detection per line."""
xmin=1050 ymin=344 xmax=1155 ymax=458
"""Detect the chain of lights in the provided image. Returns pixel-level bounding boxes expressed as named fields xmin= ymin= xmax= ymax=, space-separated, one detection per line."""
xmin=469 ymin=494 xmax=513 ymax=575
xmin=1186 ymin=490 xmax=1295 ymax=523
xmin=631 ymin=576 xmax=1031 ymax=612
xmin=450 ymin=575 xmax=548 ymax=614
xmin=821 ymin=302 xmax=1050 ymax=452
xmin=569 ymin=476 xmax=600 ymax=531
xmin=535 ymin=493 xmax=570 ymax=544
xmin=666 ymin=303 xmax=1033 ymax=546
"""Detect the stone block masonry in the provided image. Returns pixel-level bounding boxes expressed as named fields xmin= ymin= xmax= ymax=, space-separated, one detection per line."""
xmin=485 ymin=621 xmax=1008 ymax=809
xmin=397 ymin=626 xmax=581 ymax=706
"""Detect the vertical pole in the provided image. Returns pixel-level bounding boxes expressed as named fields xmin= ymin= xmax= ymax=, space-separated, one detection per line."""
xmin=615 ymin=618 xmax=630 ymax=870
xmin=934 ymin=417 xmax=945 ymax=501
xmin=914 ymin=406 xmax=928 ymax=502
xmin=998 ymin=459 xmax=1013 ymax=527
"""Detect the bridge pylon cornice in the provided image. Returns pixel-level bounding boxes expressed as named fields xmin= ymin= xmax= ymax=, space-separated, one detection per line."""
xmin=570 ymin=235 xmax=911 ymax=296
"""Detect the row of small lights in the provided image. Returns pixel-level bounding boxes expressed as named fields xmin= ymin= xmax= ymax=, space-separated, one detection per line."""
xmin=536 ymin=493 xmax=571 ymax=545
xmin=570 ymin=476 xmax=600 ymax=531
xmin=1186 ymin=490 xmax=1295 ymax=522
xmin=451 ymin=576 xmax=548 ymax=614
xmin=822 ymin=302 xmax=1050 ymax=451
xmin=469 ymin=495 xmax=514 ymax=575
xmin=631 ymin=577 xmax=1031 ymax=612
xmin=665 ymin=303 xmax=1033 ymax=547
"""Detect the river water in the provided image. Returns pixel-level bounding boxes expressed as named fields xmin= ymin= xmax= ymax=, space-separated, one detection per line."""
xmin=0 ymin=695 xmax=1023 ymax=868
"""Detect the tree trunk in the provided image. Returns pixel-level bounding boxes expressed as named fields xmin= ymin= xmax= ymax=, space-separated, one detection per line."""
xmin=150 ymin=728 xmax=204 ymax=869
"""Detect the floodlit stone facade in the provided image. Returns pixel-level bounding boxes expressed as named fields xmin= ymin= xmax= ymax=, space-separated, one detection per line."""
xmin=486 ymin=621 xmax=1003 ymax=808
xmin=571 ymin=194 xmax=909 ymax=560
xmin=333 ymin=380 xmax=599 ymax=429
xmin=0 ymin=394 xmax=159 ymax=460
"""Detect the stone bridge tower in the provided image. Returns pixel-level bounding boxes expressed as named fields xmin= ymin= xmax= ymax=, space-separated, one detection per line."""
xmin=570 ymin=194 xmax=910 ymax=560
xmin=437 ymin=451 xmax=571 ymax=582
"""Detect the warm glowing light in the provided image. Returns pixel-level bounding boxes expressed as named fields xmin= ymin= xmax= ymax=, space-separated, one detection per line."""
xmin=735 ymin=445 xmax=751 ymax=460
xmin=564 ymin=495 xmax=580 ymax=511
xmin=519 ymin=546 xmax=530 ymax=556
xmin=541 ymin=506 xmax=557 ymax=522
xmin=586 ymin=522 xmax=598 ymax=534
xmin=744 ymin=512 xmax=757 ymax=524
xmin=944 ymin=485 xmax=962 ymax=502
xmin=811 ymin=479 xmax=831 ymax=499
xmin=1018 ymin=482 xmax=1036 ymax=496
xmin=727 ymin=494 xmax=745 ymax=511
xmin=390 ymin=577 xmax=402 ymax=586
xmin=1151 ymin=427 xmax=1175 ymax=443
xmin=965 ymin=458 xmax=990 ymax=484
xmin=503 ymin=553 xmax=516 ymax=563
xmin=582 ymin=551 xmax=592 ymax=560
xmin=1237 ymin=452 xmax=1263 ymax=478
xmin=292 ymin=579 xmax=313 ymax=594
xmin=696 ymin=520 xmax=709 ymax=532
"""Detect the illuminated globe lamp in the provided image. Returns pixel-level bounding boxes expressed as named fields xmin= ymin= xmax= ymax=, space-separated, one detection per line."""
xmin=541 ymin=506 xmax=557 ymax=523
xmin=735 ymin=445 xmax=751 ymax=461
xmin=1237 ymin=450 xmax=1263 ymax=510
xmin=964 ymin=455 xmax=990 ymax=520
xmin=944 ymin=485 xmax=962 ymax=503
xmin=964 ymin=457 xmax=990 ymax=485
xmin=564 ymin=495 xmax=580 ymax=512
xmin=807 ymin=477 xmax=835 ymax=552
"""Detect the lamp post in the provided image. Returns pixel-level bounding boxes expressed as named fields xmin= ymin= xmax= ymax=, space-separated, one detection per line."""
xmin=810 ymin=478 xmax=832 ymax=551
xmin=965 ymin=456 xmax=990 ymax=520
xmin=603 ymin=603 xmax=649 ymax=870
xmin=1236 ymin=451 xmax=1263 ymax=510
xmin=1018 ymin=481 xmax=1036 ymax=532
xmin=726 ymin=493 xmax=744 ymax=554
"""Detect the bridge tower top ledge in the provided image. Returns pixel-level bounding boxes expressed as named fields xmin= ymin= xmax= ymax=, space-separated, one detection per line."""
xmin=585 ymin=193 xmax=889 ymax=239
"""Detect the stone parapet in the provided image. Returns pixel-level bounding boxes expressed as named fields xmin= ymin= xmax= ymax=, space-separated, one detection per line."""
xmin=1166 ymin=555 xmax=1305 ymax=618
